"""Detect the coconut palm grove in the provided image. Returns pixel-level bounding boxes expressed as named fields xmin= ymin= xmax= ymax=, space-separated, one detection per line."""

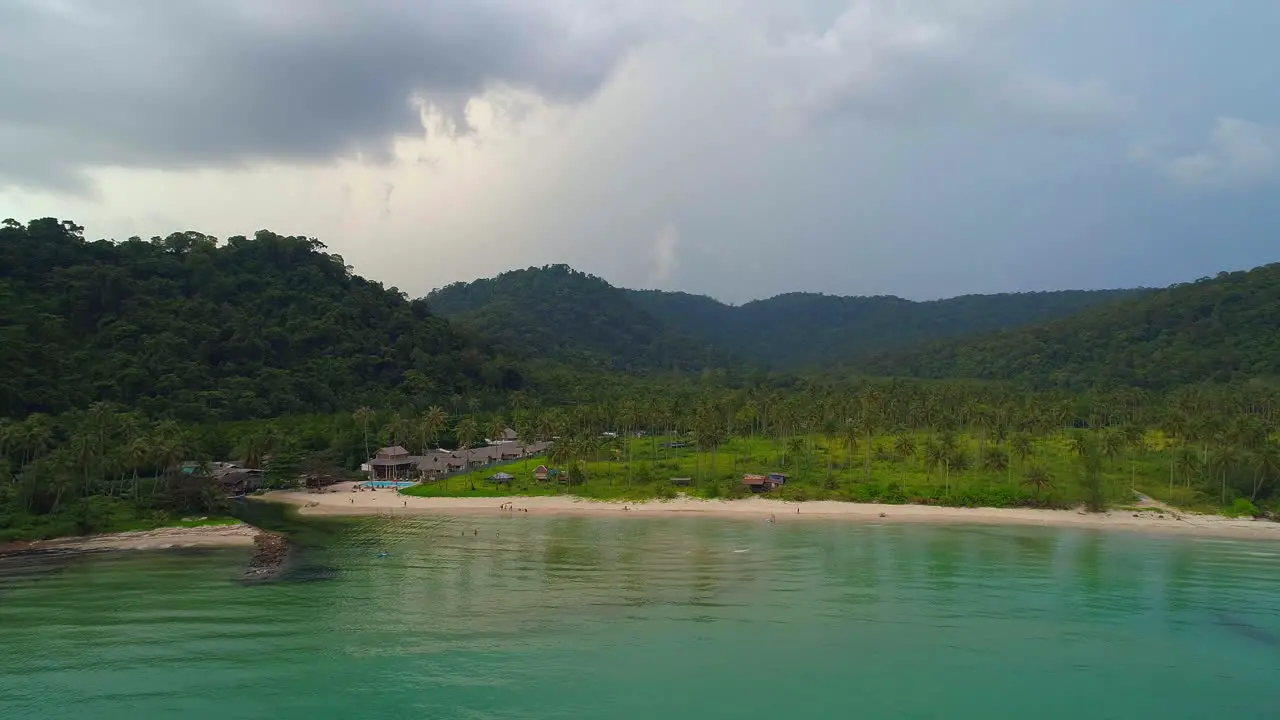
xmin=3 ymin=218 xmax=1279 ymax=540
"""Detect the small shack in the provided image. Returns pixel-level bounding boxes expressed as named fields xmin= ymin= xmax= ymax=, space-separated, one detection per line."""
xmin=743 ymin=474 xmax=786 ymax=493
xmin=217 ymin=469 xmax=265 ymax=496
xmin=534 ymin=464 xmax=550 ymax=481
xmin=490 ymin=472 xmax=514 ymax=485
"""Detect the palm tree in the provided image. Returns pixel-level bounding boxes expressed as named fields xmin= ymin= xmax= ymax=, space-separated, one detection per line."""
xmin=821 ymin=417 xmax=840 ymax=486
xmin=69 ymin=429 xmax=96 ymax=498
xmin=694 ymin=410 xmax=727 ymax=488
xmin=1068 ymin=431 xmax=1093 ymax=460
xmin=47 ymin=463 xmax=77 ymax=515
xmin=1077 ymin=436 xmax=1105 ymax=512
xmin=1210 ymin=445 xmax=1241 ymax=505
xmin=786 ymin=436 xmax=806 ymax=471
xmin=841 ymin=421 xmax=860 ymax=472
xmin=548 ymin=437 xmax=575 ymax=491
xmin=981 ymin=446 xmax=1009 ymax=486
xmin=1250 ymin=441 xmax=1280 ymax=501
xmin=1174 ymin=446 xmax=1199 ymax=499
xmin=487 ymin=415 xmax=507 ymax=446
xmin=126 ymin=436 xmax=150 ymax=499
xmin=352 ymin=407 xmax=375 ymax=461
xmin=1010 ymin=432 xmax=1033 ymax=469
xmin=892 ymin=434 xmax=916 ymax=492
xmin=385 ymin=412 xmax=410 ymax=448
xmin=420 ymin=406 xmax=447 ymax=456
xmin=577 ymin=435 xmax=599 ymax=487
xmin=1022 ymin=466 xmax=1053 ymax=501
xmin=922 ymin=439 xmax=945 ymax=488
xmin=455 ymin=417 xmax=479 ymax=489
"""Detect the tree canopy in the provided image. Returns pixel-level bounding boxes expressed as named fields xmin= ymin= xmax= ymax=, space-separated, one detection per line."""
xmin=0 ymin=218 xmax=523 ymax=422
xmin=627 ymin=287 xmax=1145 ymax=369
xmin=856 ymin=263 xmax=1280 ymax=390
xmin=428 ymin=264 xmax=733 ymax=372
xmin=428 ymin=262 xmax=1142 ymax=371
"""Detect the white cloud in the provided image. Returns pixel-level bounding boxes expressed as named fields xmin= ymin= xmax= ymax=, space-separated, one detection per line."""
xmin=769 ymin=1 xmax=1131 ymax=132
xmin=1002 ymin=76 xmax=1134 ymax=127
xmin=1137 ymin=118 xmax=1280 ymax=189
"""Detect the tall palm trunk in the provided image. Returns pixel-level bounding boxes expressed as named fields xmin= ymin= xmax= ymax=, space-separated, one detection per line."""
xmin=863 ymin=434 xmax=872 ymax=481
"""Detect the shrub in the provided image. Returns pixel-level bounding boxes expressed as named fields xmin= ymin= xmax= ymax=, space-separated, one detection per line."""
xmin=1228 ymin=498 xmax=1260 ymax=518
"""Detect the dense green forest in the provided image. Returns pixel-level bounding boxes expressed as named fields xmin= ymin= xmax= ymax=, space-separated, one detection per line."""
xmin=407 ymin=380 xmax=1280 ymax=518
xmin=4 ymin=217 xmax=1279 ymax=542
xmin=858 ymin=264 xmax=1280 ymax=390
xmin=627 ymin=287 xmax=1144 ymax=369
xmin=431 ymin=264 xmax=1141 ymax=371
xmin=427 ymin=264 xmax=732 ymax=372
xmin=0 ymin=218 xmax=524 ymax=422
xmin=6 ymin=378 xmax=1279 ymax=540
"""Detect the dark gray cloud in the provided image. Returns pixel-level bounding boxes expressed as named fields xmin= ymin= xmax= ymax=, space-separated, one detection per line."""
xmin=5 ymin=0 xmax=1280 ymax=305
xmin=0 ymin=0 xmax=641 ymax=190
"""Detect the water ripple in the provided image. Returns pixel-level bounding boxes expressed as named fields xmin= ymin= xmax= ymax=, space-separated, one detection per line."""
xmin=2 ymin=519 xmax=1279 ymax=719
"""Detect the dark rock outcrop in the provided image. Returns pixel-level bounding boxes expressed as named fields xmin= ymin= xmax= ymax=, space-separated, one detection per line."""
xmin=241 ymin=531 xmax=291 ymax=582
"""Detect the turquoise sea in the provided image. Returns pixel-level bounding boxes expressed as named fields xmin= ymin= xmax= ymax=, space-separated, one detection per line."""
xmin=1 ymin=516 xmax=1277 ymax=719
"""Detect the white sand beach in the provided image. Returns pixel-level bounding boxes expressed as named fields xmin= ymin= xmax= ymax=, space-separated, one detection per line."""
xmin=266 ymin=486 xmax=1280 ymax=541
xmin=19 ymin=523 xmax=259 ymax=552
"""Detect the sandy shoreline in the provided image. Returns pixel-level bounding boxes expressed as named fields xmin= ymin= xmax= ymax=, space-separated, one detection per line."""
xmin=4 ymin=523 xmax=258 ymax=554
xmin=267 ymin=487 xmax=1280 ymax=541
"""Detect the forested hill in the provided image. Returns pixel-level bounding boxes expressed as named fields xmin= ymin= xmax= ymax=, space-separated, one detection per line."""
xmin=428 ymin=264 xmax=1141 ymax=371
xmin=627 ymin=287 xmax=1144 ymax=369
xmin=0 ymin=218 xmax=523 ymax=421
xmin=855 ymin=263 xmax=1280 ymax=390
xmin=426 ymin=265 xmax=733 ymax=372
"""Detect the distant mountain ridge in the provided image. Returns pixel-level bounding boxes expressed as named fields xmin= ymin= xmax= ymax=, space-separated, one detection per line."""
xmin=853 ymin=263 xmax=1280 ymax=390
xmin=428 ymin=263 xmax=1146 ymax=372
xmin=426 ymin=265 xmax=733 ymax=373
xmin=627 ymin=287 xmax=1146 ymax=369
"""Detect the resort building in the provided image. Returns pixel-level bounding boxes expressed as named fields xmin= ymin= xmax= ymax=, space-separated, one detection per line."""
xmin=369 ymin=446 xmax=418 ymax=479
xmin=365 ymin=436 xmax=550 ymax=481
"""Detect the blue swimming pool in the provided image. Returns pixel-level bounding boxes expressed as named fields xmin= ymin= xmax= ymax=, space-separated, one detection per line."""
xmin=360 ymin=481 xmax=417 ymax=489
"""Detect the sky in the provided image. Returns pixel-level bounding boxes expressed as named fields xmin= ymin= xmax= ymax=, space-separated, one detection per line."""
xmin=2 ymin=0 xmax=1279 ymax=304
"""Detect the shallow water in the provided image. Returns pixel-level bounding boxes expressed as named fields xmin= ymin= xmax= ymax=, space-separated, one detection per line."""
xmin=1 ymin=516 xmax=1277 ymax=719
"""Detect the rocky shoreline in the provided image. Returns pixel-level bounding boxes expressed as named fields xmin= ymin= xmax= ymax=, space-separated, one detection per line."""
xmin=242 ymin=530 xmax=293 ymax=581
xmin=1 ymin=524 xmax=296 ymax=582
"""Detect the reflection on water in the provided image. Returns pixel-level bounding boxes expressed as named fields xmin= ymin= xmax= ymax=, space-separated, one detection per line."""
xmin=1 ymin=516 xmax=1278 ymax=719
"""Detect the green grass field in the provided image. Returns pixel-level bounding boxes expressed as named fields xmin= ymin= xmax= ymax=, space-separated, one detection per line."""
xmin=400 ymin=433 xmax=1227 ymax=510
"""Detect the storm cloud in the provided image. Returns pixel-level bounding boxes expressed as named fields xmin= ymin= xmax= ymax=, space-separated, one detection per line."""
xmin=0 ymin=0 xmax=646 ymax=189
xmin=2 ymin=0 xmax=1278 ymax=302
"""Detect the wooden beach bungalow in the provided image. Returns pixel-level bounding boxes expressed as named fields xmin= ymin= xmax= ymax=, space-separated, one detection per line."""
xmin=534 ymin=464 xmax=550 ymax=481
xmin=369 ymin=446 xmax=417 ymax=479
